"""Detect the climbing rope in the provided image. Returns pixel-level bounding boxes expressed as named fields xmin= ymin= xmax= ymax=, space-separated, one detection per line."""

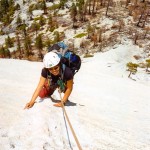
xmin=58 ymin=91 xmax=82 ymax=150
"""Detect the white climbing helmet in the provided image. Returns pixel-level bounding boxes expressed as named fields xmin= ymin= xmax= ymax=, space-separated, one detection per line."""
xmin=43 ymin=52 xmax=60 ymax=68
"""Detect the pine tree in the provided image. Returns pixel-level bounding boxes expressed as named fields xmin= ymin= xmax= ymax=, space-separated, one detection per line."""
xmin=87 ymin=0 xmax=92 ymax=15
xmin=8 ymin=0 xmax=14 ymax=8
xmin=3 ymin=13 xmax=11 ymax=25
xmin=48 ymin=14 xmax=53 ymax=25
xmin=42 ymin=0 xmax=47 ymax=14
xmin=0 ymin=0 xmax=15 ymax=24
xmin=0 ymin=46 xmax=5 ymax=58
xmin=15 ymin=3 xmax=20 ymax=10
xmin=28 ymin=4 xmax=33 ymax=20
xmin=106 ymin=0 xmax=111 ymax=16
xmin=77 ymin=0 xmax=85 ymax=21
xmin=31 ymin=21 xmax=40 ymax=37
xmin=19 ymin=20 xmax=27 ymax=38
xmin=5 ymin=48 xmax=11 ymax=58
xmin=0 ymin=0 xmax=9 ymax=14
xmin=53 ymin=31 xmax=60 ymax=43
xmin=24 ymin=39 xmax=29 ymax=58
xmin=23 ymin=35 xmax=32 ymax=58
xmin=0 ymin=46 xmax=10 ymax=58
xmin=45 ymin=37 xmax=52 ymax=48
xmin=146 ymin=59 xmax=150 ymax=72
xmin=16 ymin=14 xmax=22 ymax=25
xmin=70 ymin=3 xmax=77 ymax=27
xmin=87 ymin=23 xmax=93 ymax=39
xmin=5 ymin=36 xmax=13 ymax=48
xmin=35 ymin=34 xmax=43 ymax=59
xmin=126 ymin=62 xmax=138 ymax=78
xmin=39 ymin=15 xmax=45 ymax=26
xmin=92 ymin=0 xmax=96 ymax=15
xmin=16 ymin=32 xmax=22 ymax=57
xmin=59 ymin=0 xmax=67 ymax=9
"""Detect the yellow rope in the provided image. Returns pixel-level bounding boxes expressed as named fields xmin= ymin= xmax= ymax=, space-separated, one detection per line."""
xmin=59 ymin=91 xmax=82 ymax=150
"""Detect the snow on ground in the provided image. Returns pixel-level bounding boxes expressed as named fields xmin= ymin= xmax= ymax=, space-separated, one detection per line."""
xmin=32 ymin=10 xmax=44 ymax=17
xmin=0 ymin=44 xmax=150 ymax=150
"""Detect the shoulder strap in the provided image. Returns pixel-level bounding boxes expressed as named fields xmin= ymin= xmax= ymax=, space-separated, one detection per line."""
xmin=61 ymin=63 xmax=66 ymax=81
xmin=47 ymin=69 xmax=51 ymax=78
xmin=64 ymin=51 xmax=72 ymax=66
xmin=47 ymin=69 xmax=52 ymax=87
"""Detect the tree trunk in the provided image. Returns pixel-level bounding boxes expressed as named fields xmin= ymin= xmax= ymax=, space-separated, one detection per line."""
xmin=88 ymin=0 xmax=91 ymax=15
xmin=100 ymin=0 xmax=104 ymax=6
xmin=92 ymin=0 xmax=96 ymax=15
xmin=134 ymin=34 xmax=138 ymax=45
xmin=128 ymin=71 xmax=131 ymax=78
xmin=105 ymin=0 xmax=111 ymax=16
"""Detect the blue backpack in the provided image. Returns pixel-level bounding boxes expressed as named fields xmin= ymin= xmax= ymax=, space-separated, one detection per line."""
xmin=48 ymin=42 xmax=81 ymax=74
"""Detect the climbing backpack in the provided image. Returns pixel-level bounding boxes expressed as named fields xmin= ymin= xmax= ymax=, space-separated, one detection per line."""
xmin=48 ymin=42 xmax=68 ymax=52
xmin=48 ymin=42 xmax=81 ymax=75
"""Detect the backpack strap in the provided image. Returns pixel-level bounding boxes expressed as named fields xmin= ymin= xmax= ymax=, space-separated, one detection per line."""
xmin=61 ymin=63 xmax=66 ymax=81
xmin=47 ymin=70 xmax=52 ymax=87
xmin=57 ymin=63 xmax=66 ymax=92
xmin=64 ymin=51 xmax=72 ymax=66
